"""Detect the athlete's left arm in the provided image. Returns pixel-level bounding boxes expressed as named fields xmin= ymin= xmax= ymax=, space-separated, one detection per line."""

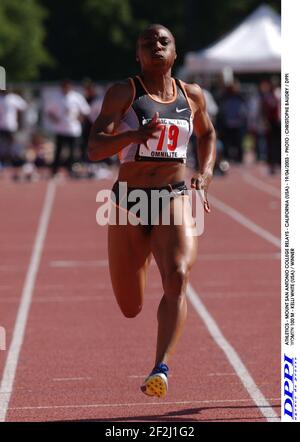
xmin=185 ymin=83 xmax=216 ymax=213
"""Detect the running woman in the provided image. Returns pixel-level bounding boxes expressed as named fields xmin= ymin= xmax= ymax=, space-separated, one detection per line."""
xmin=88 ymin=24 xmax=216 ymax=398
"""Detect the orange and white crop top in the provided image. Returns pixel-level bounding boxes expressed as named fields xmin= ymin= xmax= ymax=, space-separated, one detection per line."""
xmin=117 ymin=76 xmax=193 ymax=164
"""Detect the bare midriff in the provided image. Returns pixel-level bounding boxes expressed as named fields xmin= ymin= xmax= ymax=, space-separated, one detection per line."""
xmin=117 ymin=161 xmax=186 ymax=187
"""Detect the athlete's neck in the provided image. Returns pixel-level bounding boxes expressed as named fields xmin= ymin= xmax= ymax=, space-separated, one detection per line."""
xmin=139 ymin=71 xmax=174 ymax=101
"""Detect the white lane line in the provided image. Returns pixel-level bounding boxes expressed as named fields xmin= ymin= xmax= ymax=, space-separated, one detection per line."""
xmin=32 ymin=296 xmax=107 ymax=303
xmin=203 ymin=279 xmax=279 ymax=287
xmin=198 ymin=252 xmax=280 ymax=261
xmin=31 ymin=283 xmax=110 ymax=291
xmin=198 ymin=291 xmax=279 ymax=299
xmin=0 ymin=265 xmax=26 ymax=271
xmin=50 ymin=260 xmax=108 ymax=268
xmin=8 ymin=397 xmax=281 ymax=411
xmin=0 ymin=180 xmax=56 ymax=422
xmin=128 ymin=375 xmax=173 ymax=379
xmin=242 ymin=172 xmax=280 ymax=198
xmin=207 ymin=373 xmax=236 ymax=377
xmin=186 ymin=284 xmax=280 ymax=422
xmin=209 ymin=195 xmax=280 ymax=248
xmin=48 ymin=253 xmax=280 ymax=269
xmin=0 ymin=296 xmax=107 ymax=304
xmin=0 ymin=295 xmax=162 ymax=304
xmin=33 ymin=295 xmax=111 ymax=303
xmin=53 ymin=377 xmax=92 ymax=382
xmin=128 ymin=375 xmax=152 ymax=379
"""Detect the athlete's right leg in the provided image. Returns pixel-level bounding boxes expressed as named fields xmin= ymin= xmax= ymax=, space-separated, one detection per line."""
xmin=108 ymin=222 xmax=152 ymax=318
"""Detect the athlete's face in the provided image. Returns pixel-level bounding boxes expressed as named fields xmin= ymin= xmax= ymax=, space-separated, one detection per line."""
xmin=137 ymin=27 xmax=177 ymax=71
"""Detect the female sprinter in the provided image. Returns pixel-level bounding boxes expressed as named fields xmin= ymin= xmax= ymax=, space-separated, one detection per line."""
xmin=88 ymin=24 xmax=216 ymax=398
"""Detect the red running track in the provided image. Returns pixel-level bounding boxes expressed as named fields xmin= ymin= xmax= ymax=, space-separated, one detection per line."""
xmin=0 ymin=164 xmax=281 ymax=422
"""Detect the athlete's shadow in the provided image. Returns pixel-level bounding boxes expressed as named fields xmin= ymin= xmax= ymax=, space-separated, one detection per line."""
xmin=61 ymin=404 xmax=280 ymax=422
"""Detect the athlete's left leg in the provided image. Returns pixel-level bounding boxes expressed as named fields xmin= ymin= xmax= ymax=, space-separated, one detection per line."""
xmin=150 ymin=194 xmax=198 ymax=367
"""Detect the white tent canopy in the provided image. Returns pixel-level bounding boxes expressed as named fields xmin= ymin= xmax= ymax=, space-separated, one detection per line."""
xmin=182 ymin=4 xmax=281 ymax=75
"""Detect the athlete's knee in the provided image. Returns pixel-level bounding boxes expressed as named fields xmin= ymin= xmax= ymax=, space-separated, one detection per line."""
xmin=162 ymin=263 xmax=189 ymax=298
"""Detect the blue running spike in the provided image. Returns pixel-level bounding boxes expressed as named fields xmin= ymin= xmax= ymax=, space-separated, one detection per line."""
xmin=141 ymin=363 xmax=169 ymax=398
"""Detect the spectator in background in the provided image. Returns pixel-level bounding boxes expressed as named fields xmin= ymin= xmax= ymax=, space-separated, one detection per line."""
xmin=201 ymin=90 xmax=228 ymax=175
xmin=81 ymin=81 xmax=103 ymax=163
xmin=248 ymin=83 xmax=269 ymax=162
xmin=260 ymin=79 xmax=281 ymax=174
xmin=83 ymin=81 xmax=117 ymax=168
xmin=25 ymin=88 xmax=42 ymax=133
xmin=45 ymin=80 xmax=90 ymax=177
xmin=202 ymin=89 xmax=218 ymax=125
xmin=188 ymin=87 xmax=220 ymax=172
xmin=0 ymin=89 xmax=27 ymax=172
xmin=24 ymin=132 xmax=55 ymax=180
xmin=217 ymin=80 xmax=247 ymax=163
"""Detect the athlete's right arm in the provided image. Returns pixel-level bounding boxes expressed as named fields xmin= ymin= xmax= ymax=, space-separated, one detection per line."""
xmin=88 ymin=81 xmax=162 ymax=161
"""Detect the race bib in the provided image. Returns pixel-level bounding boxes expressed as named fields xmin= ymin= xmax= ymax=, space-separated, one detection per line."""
xmin=138 ymin=118 xmax=190 ymax=160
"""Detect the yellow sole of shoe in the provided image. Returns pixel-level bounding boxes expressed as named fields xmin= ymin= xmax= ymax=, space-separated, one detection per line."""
xmin=141 ymin=374 xmax=167 ymax=398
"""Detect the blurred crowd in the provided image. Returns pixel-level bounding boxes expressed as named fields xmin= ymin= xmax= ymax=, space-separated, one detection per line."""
xmin=0 ymin=79 xmax=114 ymax=182
xmin=189 ymin=76 xmax=281 ymax=175
xmin=0 ymin=76 xmax=281 ymax=182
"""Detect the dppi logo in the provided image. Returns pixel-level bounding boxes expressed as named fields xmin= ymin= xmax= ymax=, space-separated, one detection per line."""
xmin=284 ymin=354 xmax=295 ymax=419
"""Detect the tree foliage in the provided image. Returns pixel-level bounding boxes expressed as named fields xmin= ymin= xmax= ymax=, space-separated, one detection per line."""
xmin=40 ymin=0 xmax=280 ymax=81
xmin=0 ymin=0 xmax=51 ymax=81
xmin=1 ymin=0 xmax=280 ymax=82
xmin=40 ymin=0 xmax=136 ymax=81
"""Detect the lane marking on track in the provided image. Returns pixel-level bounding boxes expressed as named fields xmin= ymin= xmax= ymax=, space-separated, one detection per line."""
xmin=0 ymin=265 xmax=27 ymax=271
xmin=0 ymin=294 xmax=161 ymax=304
xmin=53 ymin=377 xmax=92 ymax=382
xmin=197 ymin=291 xmax=279 ymax=299
xmin=207 ymin=373 xmax=236 ymax=377
xmin=186 ymin=284 xmax=280 ymax=422
xmin=203 ymin=280 xmax=279 ymax=288
xmin=7 ymin=397 xmax=281 ymax=410
xmin=209 ymin=195 xmax=280 ymax=248
xmin=28 ymin=283 xmax=110 ymax=291
xmin=128 ymin=375 xmax=173 ymax=379
xmin=0 ymin=180 xmax=56 ymax=422
xmin=197 ymin=252 xmax=280 ymax=261
xmin=32 ymin=295 xmax=109 ymax=303
xmin=242 ymin=172 xmax=280 ymax=198
xmin=128 ymin=375 xmax=148 ymax=379
xmin=47 ymin=252 xmax=280 ymax=269
xmin=50 ymin=260 xmax=108 ymax=268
